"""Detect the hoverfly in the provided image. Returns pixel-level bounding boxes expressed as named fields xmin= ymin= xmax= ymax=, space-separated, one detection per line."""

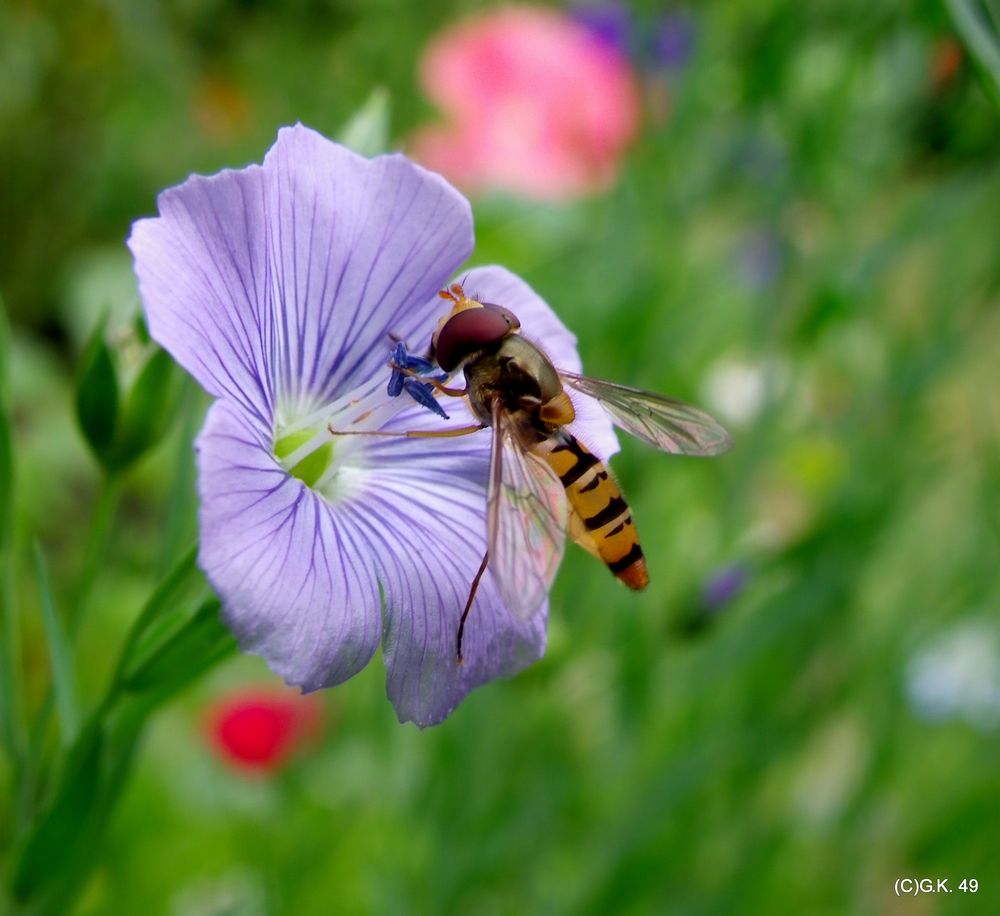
xmin=333 ymin=283 xmax=731 ymax=662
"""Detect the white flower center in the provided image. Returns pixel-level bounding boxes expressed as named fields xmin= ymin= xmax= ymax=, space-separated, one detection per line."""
xmin=272 ymin=375 xmax=413 ymax=503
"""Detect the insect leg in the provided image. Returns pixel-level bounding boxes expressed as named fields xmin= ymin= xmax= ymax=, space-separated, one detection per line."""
xmin=457 ymin=408 xmax=505 ymax=663
xmin=425 ymin=377 xmax=468 ymax=398
xmin=327 ymin=422 xmax=486 ymax=439
xmin=456 ymin=549 xmax=490 ymax=663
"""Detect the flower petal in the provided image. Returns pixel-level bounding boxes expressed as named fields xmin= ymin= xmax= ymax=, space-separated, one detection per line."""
xmin=200 ymin=393 xmax=544 ymax=726
xmin=358 ymin=258 xmax=625 ymax=725
xmin=197 ymin=400 xmax=383 ymax=689
xmin=362 ymin=427 xmax=546 ymax=726
xmin=129 ymin=125 xmax=474 ymax=425
xmin=262 ymin=126 xmax=474 ymax=410
xmin=129 ymin=161 xmax=274 ymax=427
xmin=459 ymin=265 xmax=620 ymax=461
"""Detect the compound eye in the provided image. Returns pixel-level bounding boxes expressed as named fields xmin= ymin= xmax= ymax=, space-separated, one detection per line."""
xmin=481 ymin=302 xmax=520 ymax=331
xmin=434 ymin=306 xmax=518 ymax=371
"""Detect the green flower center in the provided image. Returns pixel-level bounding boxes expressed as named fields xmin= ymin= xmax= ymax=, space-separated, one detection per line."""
xmin=274 ymin=428 xmax=334 ymax=488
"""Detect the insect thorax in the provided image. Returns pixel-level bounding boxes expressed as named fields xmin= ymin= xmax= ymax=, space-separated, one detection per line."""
xmin=464 ymin=335 xmax=564 ymax=439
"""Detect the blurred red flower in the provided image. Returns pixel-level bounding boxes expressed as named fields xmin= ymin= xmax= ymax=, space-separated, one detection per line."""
xmin=205 ymin=687 xmax=324 ymax=774
xmin=410 ymin=5 xmax=640 ymax=200
xmin=929 ymin=37 xmax=963 ymax=89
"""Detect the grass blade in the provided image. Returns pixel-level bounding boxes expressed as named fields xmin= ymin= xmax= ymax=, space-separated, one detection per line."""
xmin=0 ymin=294 xmax=24 ymax=760
xmin=32 ymin=542 xmax=79 ymax=746
xmin=946 ymin=0 xmax=1000 ymax=110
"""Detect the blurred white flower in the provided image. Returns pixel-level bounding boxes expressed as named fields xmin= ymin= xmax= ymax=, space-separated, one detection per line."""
xmin=171 ymin=867 xmax=266 ymax=916
xmin=905 ymin=620 xmax=1000 ymax=732
xmin=60 ymin=246 xmax=141 ymax=349
xmin=702 ymin=355 xmax=787 ymax=425
xmin=790 ymin=714 xmax=866 ymax=828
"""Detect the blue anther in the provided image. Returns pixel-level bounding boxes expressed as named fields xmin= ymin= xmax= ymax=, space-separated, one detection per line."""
xmin=387 ymin=342 xmax=407 ymax=397
xmin=386 ymin=341 xmax=450 ymax=418
xmin=403 ymin=377 xmax=450 ymax=419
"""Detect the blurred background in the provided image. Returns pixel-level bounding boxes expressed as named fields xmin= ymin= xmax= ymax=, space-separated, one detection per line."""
xmin=2 ymin=0 xmax=1000 ymax=913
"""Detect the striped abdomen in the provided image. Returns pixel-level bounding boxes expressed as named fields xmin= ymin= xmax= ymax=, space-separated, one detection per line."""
xmin=535 ymin=431 xmax=649 ymax=590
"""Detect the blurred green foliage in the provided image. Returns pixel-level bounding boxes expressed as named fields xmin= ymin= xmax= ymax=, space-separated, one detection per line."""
xmin=2 ymin=0 xmax=1000 ymax=914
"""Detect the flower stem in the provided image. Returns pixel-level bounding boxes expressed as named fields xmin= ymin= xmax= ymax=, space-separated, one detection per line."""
xmin=70 ymin=473 xmax=122 ymax=635
xmin=33 ymin=543 xmax=80 ymax=747
xmin=0 ymin=375 xmax=24 ymax=764
xmin=0 ymin=537 xmax=23 ymax=764
xmin=13 ymin=472 xmax=121 ymax=836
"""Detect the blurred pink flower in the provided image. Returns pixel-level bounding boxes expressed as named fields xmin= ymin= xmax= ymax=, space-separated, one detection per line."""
xmin=410 ymin=5 xmax=640 ymax=200
xmin=205 ymin=687 xmax=324 ymax=775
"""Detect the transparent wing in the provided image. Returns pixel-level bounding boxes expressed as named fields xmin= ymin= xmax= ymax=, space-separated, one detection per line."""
xmin=486 ymin=402 xmax=568 ymax=621
xmin=559 ymin=370 xmax=733 ymax=456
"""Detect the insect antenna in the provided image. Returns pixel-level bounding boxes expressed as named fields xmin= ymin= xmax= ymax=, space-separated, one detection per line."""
xmin=456 ymin=549 xmax=490 ymax=664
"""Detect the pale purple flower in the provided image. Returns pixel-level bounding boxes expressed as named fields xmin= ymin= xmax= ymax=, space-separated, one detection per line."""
xmin=652 ymin=10 xmax=697 ymax=72
xmin=905 ymin=620 xmax=1000 ymax=732
xmin=736 ymin=229 xmax=784 ymax=290
xmin=127 ymin=125 xmax=616 ymax=726
xmin=702 ymin=565 xmax=748 ymax=610
xmin=569 ymin=2 xmax=634 ymax=57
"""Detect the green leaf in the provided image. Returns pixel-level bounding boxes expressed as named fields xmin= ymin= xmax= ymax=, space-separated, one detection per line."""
xmin=157 ymin=379 xmax=201 ymax=576
xmin=11 ymin=720 xmax=103 ymax=901
xmin=75 ymin=319 xmax=120 ymax=466
xmin=0 ymin=291 xmax=10 ymax=403
xmin=0 ymin=392 xmax=11 ymax=554
xmin=338 ymin=87 xmax=391 ymax=156
xmin=110 ymin=545 xmax=209 ymax=693
xmin=946 ymin=0 xmax=1000 ymax=110
xmin=132 ymin=310 xmax=152 ymax=346
xmin=10 ymin=711 xmax=147 ymax=910
xmin=0 ymin=295 xmax=23 ymax=759
xmin=0 ymin=440 xmax=21 ymax=762
xmin=109 ymin=346 xmax=182 ymax=471
xmin=12 ymin=562 xmax=231 ymax=906
xmin=1 ymin=292 xmax=13 ymax=550
xmin=10 ymin=547 xmax=232 ymax=908
xmin=122 ymin=597 xmax=236 ymax=699
xmin=33 ymin=542 xmax=79 ymax=746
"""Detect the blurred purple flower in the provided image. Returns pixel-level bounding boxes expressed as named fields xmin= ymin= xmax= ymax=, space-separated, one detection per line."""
xmin=652 ymin=10 xmax=697 ymax=72
xmin=569 ymin=1 xmax=634 ymax=57
xmin=702 ymin=566 xmax=748 ymax=610
xmin=737 ymin=229 xmax=784 ymax=290
xmin=127 ymin=125 xmax=614 ymax=726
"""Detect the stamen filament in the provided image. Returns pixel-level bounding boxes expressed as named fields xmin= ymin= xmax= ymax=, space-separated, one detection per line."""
xmin=277 ymin=374 xmax=385 ymax=438
xmin=274 ymin=372 xmax=422 ymax=495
